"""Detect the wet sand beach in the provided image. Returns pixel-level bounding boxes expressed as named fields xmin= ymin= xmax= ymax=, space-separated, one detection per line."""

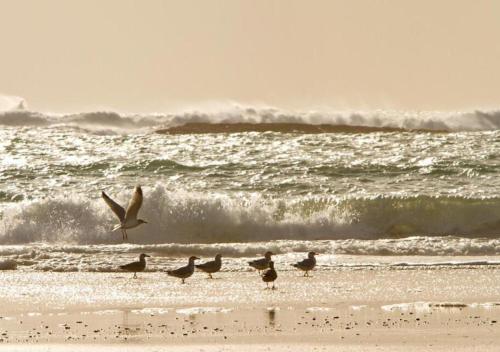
xmin=1 ymin=303 xmax=499 ymax=350
xmin=0 ymin=265 xmax=499 ymax=350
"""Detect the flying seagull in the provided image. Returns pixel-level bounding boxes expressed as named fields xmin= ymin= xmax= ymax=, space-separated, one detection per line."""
xmin=195 ymin=254 xmax=222 ymax=279
xmin=102 ymin=185 xmax=148 ymax=241
xmin=291 ymin=252 xmax=317 ymax=277
xmin=248 ymin=251 xmax=273 ymax=274
xmin=167 ymin=256 xmax=199 ymax=284
xmin=119 ymin=253 xmax=150 ymax=278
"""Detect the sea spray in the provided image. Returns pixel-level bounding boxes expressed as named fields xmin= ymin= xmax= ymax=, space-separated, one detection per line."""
xmin=2 ymin=185 xmax=500 ymax=245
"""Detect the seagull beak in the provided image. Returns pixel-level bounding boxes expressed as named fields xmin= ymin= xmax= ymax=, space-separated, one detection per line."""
xmin=145 ymin=254 xmax=151 ymax=257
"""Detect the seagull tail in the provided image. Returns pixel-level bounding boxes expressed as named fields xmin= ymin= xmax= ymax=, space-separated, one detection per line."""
xmin=112 ymin=224 xmax=122 ymax=232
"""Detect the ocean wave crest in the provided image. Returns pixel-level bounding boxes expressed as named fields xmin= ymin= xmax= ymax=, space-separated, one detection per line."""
xmin=1 ymin=185 xmax=500 ymax=246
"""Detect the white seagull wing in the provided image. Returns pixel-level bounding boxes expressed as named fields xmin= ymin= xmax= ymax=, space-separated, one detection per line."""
xmin=102 ymin=191 xmax=125 ymax=222
xmin=125 ymin=185 xmax=143 ymax=221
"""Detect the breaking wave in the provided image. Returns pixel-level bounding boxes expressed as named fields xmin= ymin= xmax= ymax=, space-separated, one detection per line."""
xmin=0 ymin=94 xmax=26 ymax=111
xmin=1 ymin=185 xmax=500 ymax=250
xmin=1 ymin=105 xmax=500 ymax=132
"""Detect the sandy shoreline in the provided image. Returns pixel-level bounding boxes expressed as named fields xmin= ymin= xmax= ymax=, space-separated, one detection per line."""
xmin=0 ymin=267 xmax=499 ymax=350
xmin=0 ymin=303 xmax=498 ymax=350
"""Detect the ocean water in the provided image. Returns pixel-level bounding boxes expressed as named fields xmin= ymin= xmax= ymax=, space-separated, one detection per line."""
xmin=1 ymin=106 xmax=500 ymax=271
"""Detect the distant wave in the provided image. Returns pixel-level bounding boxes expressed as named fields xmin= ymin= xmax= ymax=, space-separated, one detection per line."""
xmin=0 ymin=110 xmax=164 ymax=129
xmin=0 ymin=94 xmax=26 ymax=111
xmin=1 ymin=185 xmax=500 ymax=247
xmin=2 ymin=106 xmax=500 ymax=132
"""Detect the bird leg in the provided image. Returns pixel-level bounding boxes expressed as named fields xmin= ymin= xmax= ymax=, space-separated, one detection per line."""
xmin=182 ymin=279 xmax=185 ymax=284
xmin=133 ymin=272 xmax=137 ymax=279
xmin=209 ymin=273 xmax=213 ymax=279
xmin=272 ymin=283 xmax=276 ymax=290
xmin=121 ymin=229 xmax=126 ymax=241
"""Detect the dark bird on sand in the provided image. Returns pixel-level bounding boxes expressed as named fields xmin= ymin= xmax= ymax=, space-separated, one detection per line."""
xmin=291 ymin=252 xmax=318 ymax=277
xmin=262 ymin=261 xmax=277 ymax=289
xmin=102 ymin=185 xmax=148 ymax=241
xmin=167 ymin=256 xmax=199 ymax=284
xmin=119 ymin=253 xmax=150 ymax=278
xmin=248 ymin=251 xmax=273 ymax=274
xmin=195 ymin=254 xmax=222 ymax=279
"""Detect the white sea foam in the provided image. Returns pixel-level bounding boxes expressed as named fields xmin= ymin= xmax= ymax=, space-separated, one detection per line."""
xmin=2 ymin=244 xmax=499 ymax=273
xmin=93 ymin=309 xmax=121 ymax=315
xmin=1 ymin=185 xmax=500 ymax=250
xmin=176 ymin=307 xmax=233 ymax=315
xmin=26 ymin=312 xmax=42 ymax=317
xmin=0 ymin=94 xmax=25 ymax=111
xmin=469 ymin=302 xmax=500 ymax=309
xmin=380 ymin=301 xmax=490 ymax=312
xmin=305 ymin=307 xmax=332 ymax=312
xmin=131 ymin=308 xmax=170 ymax=315
xmin=381 ymin=302 xmax=432 ymax=312
xmin=266 ymin=307 xmax=280 ymax=312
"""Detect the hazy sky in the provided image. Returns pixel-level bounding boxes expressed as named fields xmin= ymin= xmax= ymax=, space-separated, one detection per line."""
xmin=1 ymin=0 xmax=500 ymax=112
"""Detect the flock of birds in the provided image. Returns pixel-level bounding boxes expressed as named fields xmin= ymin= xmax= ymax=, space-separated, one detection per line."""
xmin=120 ymin=251 xmax=318 ymax=289
xmin=104 ymin=186 xmax=318 ymax=289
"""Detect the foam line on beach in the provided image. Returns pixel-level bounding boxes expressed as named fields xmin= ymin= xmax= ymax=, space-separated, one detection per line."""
xmin=175 ymin=307 xmax=233 ymax=315
xmin=381 ymin=301 xmax=500 ymax=312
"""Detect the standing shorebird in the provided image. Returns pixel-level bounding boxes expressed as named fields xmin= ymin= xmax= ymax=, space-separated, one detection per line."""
xmin=119 ymin=253 xmax=150 ymax=278
xmin=167 ymin=256 xmax=199 ymax=284
xmin=248 ymin=251 xmax=274 ymax=274
xmin=195 ymin=254 xmax=222 ymax=279
xmin=262 ymin=261 xmax=277 ymax=289
xmin=102 ymin=185 xmax=148 ymax=241
xmin=291 ymin=252 xmax=317 ymax=277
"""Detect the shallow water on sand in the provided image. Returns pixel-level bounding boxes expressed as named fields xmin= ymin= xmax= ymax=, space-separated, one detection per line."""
xmin=0 ymin=268 xmax=499 ymax=349
xmin=1 ymin=267 xmax=499 ymax=314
